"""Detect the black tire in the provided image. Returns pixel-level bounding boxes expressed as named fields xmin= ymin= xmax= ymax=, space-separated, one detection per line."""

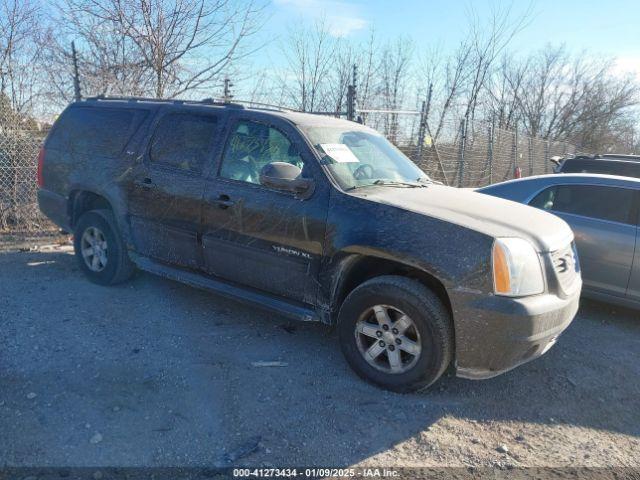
xmin=337 ymin=275 xmax=453 ymax=393
xmin=73 ymin=209 xmax=135 ymax=286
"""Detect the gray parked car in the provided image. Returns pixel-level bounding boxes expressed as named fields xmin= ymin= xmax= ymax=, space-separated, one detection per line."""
xmin=478 ymin=174 xmax=640 ymax=309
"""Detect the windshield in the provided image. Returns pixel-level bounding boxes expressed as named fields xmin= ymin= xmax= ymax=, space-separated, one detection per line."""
xmin=301 ymin=126 xmax=430 ymax=190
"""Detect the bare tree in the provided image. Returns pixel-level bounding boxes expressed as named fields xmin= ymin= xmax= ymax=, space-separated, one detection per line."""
xmin=484 ymin=52 xmax=529 ymax=130
xmin=490 ymin=45 xmax=640 ymax=151
xmin=354 ymin=28 xmax=378 ymax=114
xmin=416 ymin=3 xmax=533 ymax=141
xmin=45 ymin=0 xmax=264 ymax=100
xmin=375 ymin=38 xmax=413 ymax=141
xmin=40 ymin=0 xmax=152 ymax=105
xmin=280 ymin=19 xmax=337 ymax=112
xmin=0 ymin=0 xmax=44 ymax=113
xmin=462 ymin=3 xmax=532 ymax=121
xmin=326 ymin=40 xmax=355 ymax=115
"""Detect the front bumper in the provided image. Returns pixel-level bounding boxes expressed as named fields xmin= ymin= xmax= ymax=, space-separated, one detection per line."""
xmin=450 ymin=285 xmax=581 ymax=380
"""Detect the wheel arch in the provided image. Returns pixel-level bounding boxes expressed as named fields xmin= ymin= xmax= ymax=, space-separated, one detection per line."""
xmin=67 ymin=187 xmax=131 ymax=242
xmin=329 ymin=253 xmax=453 ymax=325
xmin=68 ymin=190 xmax=113 ymax=227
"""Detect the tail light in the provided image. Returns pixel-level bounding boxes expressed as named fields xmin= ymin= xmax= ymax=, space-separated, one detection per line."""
xmin=37 ymin=146 xmax=45 ymax=187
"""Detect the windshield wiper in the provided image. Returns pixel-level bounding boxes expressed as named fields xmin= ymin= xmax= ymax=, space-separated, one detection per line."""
xmin=372 ymin=180 xmax=427 ymax=188
xmin=345 ymin=180 xmax=428 ymax=191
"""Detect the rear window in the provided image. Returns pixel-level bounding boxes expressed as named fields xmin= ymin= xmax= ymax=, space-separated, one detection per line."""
xmin=47 ymin=107 xmax=143 ymax=156
xmin=561 ymin=159 xmax=640 ymax=179
xmin=530 ymin=184 xmax=636 ymax=224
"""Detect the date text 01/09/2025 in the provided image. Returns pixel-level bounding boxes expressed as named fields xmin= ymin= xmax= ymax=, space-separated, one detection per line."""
xmin=232 ymin=468 xmax=400 ymax=478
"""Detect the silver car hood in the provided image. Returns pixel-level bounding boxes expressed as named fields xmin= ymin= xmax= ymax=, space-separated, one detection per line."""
xmin=353 ymin=183 xmax=574 ymax=252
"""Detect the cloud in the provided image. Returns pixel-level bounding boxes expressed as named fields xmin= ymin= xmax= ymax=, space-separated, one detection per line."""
xmin=613 ymin=56 xmax=640 ymax=80
xmin=274 ymin=0 xmax=368 ymax=37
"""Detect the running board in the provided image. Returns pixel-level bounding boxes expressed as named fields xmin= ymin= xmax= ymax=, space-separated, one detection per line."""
xmin=131 ymin=254 xmax=320 ymax=322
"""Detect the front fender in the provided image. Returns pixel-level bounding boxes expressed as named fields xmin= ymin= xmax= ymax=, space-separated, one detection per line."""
xmin=320 ymin=191 xmax=495 ymax=319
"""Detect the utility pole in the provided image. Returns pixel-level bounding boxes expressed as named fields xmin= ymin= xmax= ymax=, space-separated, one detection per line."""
xmin=71 ymin=41 xmax=82 ymax=102
xmin=488 ymin=117 xmax=495 ymax=184
xmin=347 ymin=64 xmax=357 ymax=121
xmin=458 ymin=116 xmax=468 ymax=187
xmin=513 ymin=121 xmax=521 ymax=178
xmin=544 ymin=139 xmax=551 ymax=174
xmin=528 ymin=137 xmax=534 ymax=176
xmin=416 ymin=83 xmax=433 ymax=162
xmin=222 ymin=78 xmax=234 ymax=103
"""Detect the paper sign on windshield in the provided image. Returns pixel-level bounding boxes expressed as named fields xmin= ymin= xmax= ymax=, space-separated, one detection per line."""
xmin=320 ymin=143 xmax=360 ymax=163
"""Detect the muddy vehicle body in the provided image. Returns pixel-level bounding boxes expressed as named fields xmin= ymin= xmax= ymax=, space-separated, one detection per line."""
xmin=38 ymin=98 xmax=582 ymax=391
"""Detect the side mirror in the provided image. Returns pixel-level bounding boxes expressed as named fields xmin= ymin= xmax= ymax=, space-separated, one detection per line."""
xmin=259 ymin=162 xmax=314 ymax=197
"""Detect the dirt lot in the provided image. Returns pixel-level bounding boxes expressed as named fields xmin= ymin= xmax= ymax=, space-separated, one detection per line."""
xmin=1 ymin=242 xmax=639 ymax=470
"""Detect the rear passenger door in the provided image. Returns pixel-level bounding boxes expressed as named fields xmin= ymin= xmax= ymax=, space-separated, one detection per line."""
xmin=127 ymin=108 xmax=221 ymax=268
xmin=530 ymin=184 xmax=639 ymax=296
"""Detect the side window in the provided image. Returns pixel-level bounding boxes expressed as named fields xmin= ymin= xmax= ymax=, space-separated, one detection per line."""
xmin=149 ymin=113 xmax=218 ymax=173
xmin=532 ymin=185 xmax=635 ymax=224
xmin=219 ymin=120 xmax=304 ymax=184
xmin=48 ymin=107 xmax=141 ymax=156
xmin=529 ymin=186 xmax=557 ymax=211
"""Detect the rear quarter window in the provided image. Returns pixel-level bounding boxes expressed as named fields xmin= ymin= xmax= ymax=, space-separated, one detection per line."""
xmin=47 ymin=107 xmax=145 ymax=157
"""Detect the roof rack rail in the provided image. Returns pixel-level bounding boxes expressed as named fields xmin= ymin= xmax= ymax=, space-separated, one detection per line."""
xmin=221 ymin=99 xmax=297 ymax=113
xmin=81 ymin=95 xmax=323 ymax=115
xmin=82 ymin=95 xmax=245 ymax=108
xmin=601 ymin=153 xmax=640 ymax=160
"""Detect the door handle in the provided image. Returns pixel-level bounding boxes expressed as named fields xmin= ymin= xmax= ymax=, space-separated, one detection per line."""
xmin=213 ymin=194 xmax=235 ymax=209
xmin=134 ymin=177 xmax=155 ymax=189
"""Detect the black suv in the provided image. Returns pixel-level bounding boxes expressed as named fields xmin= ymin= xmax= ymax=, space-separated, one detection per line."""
xmin=553 ymin=154 xmax=640 ymax=179
xmin=38 ymin=97 xmax=581 ymax=392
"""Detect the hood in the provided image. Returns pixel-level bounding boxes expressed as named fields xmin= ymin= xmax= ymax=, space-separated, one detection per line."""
xmin=350 ymin=183 xmax=573 ymax=252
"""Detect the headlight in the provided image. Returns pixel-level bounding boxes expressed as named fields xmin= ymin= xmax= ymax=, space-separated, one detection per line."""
xmin=492 ymin=238 xmax=545 ymax=297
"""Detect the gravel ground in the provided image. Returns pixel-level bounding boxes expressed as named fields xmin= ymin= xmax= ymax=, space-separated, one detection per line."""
xmin=1 ymin=243 xmax=639 ymax=469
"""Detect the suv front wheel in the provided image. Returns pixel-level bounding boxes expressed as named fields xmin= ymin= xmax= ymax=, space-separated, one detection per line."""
xmin=73 ymin=209 xmax=135 ymax=285
xmin=338 ymin=275 xmax=453 ymax=392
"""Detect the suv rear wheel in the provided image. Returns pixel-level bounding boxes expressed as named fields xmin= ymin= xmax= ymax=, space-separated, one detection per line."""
xmin=338 ymin=275 xmax=453 ymax=392
xmin=73 ymin=209 xmax=135 ymax=285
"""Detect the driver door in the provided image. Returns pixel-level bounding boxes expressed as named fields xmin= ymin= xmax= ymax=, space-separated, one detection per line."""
xmin=200 ymin=115 xmax=330 ymax=305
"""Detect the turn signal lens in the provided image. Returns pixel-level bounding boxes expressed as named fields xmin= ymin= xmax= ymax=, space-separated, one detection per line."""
xmin=492 ymin=241 xmax=511 ymax=294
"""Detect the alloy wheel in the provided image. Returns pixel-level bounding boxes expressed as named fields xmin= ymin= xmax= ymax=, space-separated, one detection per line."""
xmin=80 ymin=226 xmax=108 ymax=272
xmin=354 ymin=304 xmax=422 ymax=374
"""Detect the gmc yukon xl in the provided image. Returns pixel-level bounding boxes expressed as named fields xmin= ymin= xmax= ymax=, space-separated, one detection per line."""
xmin=37 ymin=97 xmax=582 ymax=392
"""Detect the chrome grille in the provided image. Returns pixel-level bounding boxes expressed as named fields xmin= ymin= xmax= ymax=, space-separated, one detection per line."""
xmin=550 ymin=242 xmax=580 ymax=294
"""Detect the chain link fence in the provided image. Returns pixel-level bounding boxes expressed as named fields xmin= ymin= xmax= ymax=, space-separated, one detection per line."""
xmin=0 ymin=105 xmax=56 ymax=241
xmin=0 ymin=103 xmax=589 ymax=241
xmin=359 ymin=111 xmax=584 ymax=187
